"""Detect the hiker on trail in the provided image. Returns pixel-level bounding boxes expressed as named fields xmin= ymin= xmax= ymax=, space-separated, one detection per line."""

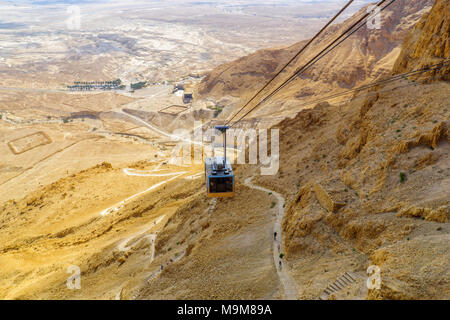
xmin=160 ymin=265 xmax=163 ymax=271
xmin=274 ymin=232 xmax=277 ymax=241
xmin=278 ymin=244 xmax=281 ymax=253
xmin=279 ymin=260 xmax=282 ymax=271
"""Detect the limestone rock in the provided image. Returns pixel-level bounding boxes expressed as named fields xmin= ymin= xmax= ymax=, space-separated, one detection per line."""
xmin=313 ymin=183 xmax=346 ymax=213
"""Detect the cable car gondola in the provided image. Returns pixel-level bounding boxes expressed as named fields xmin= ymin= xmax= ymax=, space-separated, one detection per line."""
xmin=205 ymin=126 xmax=234 ymax=198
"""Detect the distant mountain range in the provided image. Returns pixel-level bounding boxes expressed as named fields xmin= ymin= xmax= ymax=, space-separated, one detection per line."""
xmin=198 ymin=0 xmax=434 ymax=119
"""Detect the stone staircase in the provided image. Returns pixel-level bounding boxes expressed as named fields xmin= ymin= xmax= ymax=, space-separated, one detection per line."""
xmin=319 ymin=272 xmax=358 ymax=300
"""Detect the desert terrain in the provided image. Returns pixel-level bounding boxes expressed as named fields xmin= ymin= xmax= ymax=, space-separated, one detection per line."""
xmin=0 ymin=0 xmax=448 ymax=300
xmin=0 ymin=0 xmax=373 ymax=89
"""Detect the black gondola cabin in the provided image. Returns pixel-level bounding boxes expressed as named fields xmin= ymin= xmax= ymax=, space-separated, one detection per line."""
xmin=205 ymin=156 xmax=234 ymax=198
xmin=205 ymin=125 xmax=234 ymax=198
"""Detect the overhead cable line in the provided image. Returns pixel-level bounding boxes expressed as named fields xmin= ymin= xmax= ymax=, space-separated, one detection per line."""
xmin=225 ymin=0 xmax=357 ymax=125
xmin=230 ymin=0 xmax=396 ymax=127
xmin=252 ymin=0 xmax=398 ymax=104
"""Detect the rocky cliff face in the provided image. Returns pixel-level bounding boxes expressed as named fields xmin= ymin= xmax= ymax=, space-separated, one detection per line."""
xmin=249 ymin=0 xmax=449 ymax=300
xmin=393 ymin=0 xmax=449 ymax=80
xmin=198 ymin=0 xmax=434 ymax=111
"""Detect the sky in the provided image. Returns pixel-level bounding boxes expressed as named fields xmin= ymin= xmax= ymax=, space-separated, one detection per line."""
xmin=1 ymin=0 xmax=374 ymax=4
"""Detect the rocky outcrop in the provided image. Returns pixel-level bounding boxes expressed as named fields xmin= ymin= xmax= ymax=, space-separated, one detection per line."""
xmin=393 ymin=0 xmax=450 ymax=80
xmin=368 ymin=235 xmax=450 ymax=300
xmin=396 ymin=121 xmax=449 ymax=153
xmin=313 ymin=183 xmax=346 ymax=213
xmin=397 ymin=205 xmax=450 ymax=223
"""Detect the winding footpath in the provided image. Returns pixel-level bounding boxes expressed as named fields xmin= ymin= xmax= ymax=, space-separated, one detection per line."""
xmin=122 ymin=168 xmax=187 ymax=177
xmin=244 ymin=177 xmax=298 ymax=300
xmin=117 ymin=215 xmax=166 ymax=253
xmin=115 ymin=215 xmax=168 ymax=300
xmin=100 ymin=170 xmax=187 ymax=216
